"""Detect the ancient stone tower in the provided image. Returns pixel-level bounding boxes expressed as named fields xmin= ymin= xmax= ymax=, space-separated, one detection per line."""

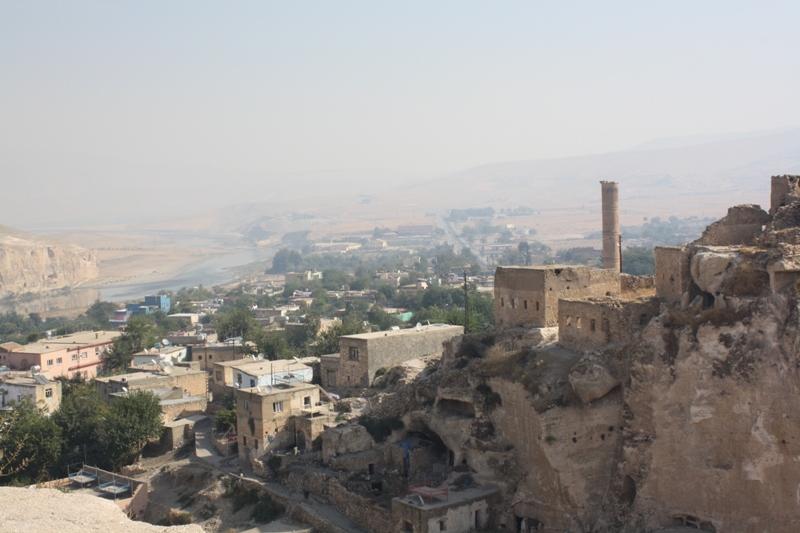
xmin=600 ymin=181 xmax=620 ymax=271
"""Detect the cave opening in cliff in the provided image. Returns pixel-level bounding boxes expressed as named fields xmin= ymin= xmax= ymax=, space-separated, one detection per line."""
xmin=437 ymin=398 xmax=476 ymax=418
xmin=621 ymin=475 xmax=636 ymax=505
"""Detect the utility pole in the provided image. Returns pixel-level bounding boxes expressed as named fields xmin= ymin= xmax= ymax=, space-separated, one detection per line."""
xmin=463 ymin=270 xmax=469 ymax=334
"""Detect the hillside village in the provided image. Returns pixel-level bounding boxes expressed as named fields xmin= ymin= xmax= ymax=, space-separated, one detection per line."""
xmin=3 ymin=175 xmax=800 ymax=532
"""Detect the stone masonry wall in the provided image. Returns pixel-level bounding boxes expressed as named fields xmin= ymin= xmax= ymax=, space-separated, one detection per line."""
xmin=495 ymin=266 xmax=620 ymax=329
xmin=558 ymin=298 xmax=661 ymax=353
xmin=337 ymin=326 xmax=463 ymax=388
xmin=654 ymin=246 xmax=691 ymax=302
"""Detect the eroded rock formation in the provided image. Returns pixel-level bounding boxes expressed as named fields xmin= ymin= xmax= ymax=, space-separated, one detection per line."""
xmin=0 ymin=224 xmax=98 ymax=297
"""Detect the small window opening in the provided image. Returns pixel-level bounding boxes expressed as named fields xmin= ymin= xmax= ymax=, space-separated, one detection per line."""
xmin=536 ymin=301 xmax=539 ymax=311
xmin=590 ymin=319 xmax=596 ymax=331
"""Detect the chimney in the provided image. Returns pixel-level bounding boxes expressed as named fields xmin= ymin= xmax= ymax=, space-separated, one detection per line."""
xmin=600 ymin=181 xmax=620 ymax=271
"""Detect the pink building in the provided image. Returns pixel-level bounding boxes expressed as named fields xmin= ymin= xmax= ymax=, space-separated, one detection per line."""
xmin=1 ymin=331 xmax=120 ymax=379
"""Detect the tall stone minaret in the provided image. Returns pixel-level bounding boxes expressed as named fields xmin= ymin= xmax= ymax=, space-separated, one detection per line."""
xmin=600 ymin=181 xmax=620 ymax=271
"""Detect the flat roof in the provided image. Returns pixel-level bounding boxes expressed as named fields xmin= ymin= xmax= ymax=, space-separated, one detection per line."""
xmin=233 ymin=360 xmax=313 ymax=376
xmin=240 ymin=382 xmax=318 ymax=396
xmin=394 ymin=486 xmax=498 ymax=510
xmin=342 ymin=324 xmax=462 ymax=341
xmin=16 ymin=331 xmax=120 ymax=354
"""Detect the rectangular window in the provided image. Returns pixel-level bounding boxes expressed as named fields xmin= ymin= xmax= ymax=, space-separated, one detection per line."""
xmin=208 ymin=354 xmax=212 ymax=359
xmin=45 ymin=388 xmax=53 ymax=398
xmin=244 ymin=400 xmax=250 ymax=411
xmin=524 ymin=300 xmax=528 ymax=309
xmin=501 ymin=297 xmax=504 ymax=307
xmin=243 ymin=436 xmax=247 ymax=447
xmin=590 ymin=319 xmax=596 ymax=332
xmin=511 ymin=299 xmax=515 ymax=309
xmin=249 ymin=378 xmax=255 ymax=387
xmin=72 ymin=354 xmax=77 ymax=361
xmin=439 ymin=520 xmax=447 ymax=531
xmin=56 ymin=357 xmax=62 ymax=364
xmin=349 ymin=347 xmax=359 ymax=361
xmin=81 ymin=352 xmax=87 ymax=359
xmin=237 ymin=374 xmax=242 ymax=384
xmin=95 ymin=347 xmax=99 ymax=354
xmin=215 ymin=371 xmax=222 ymax=381
xmin=304 ymin=396 xmax=311 ymax=406
xmin=82 ymin=371 xmax=88 ymax=379
xmin=47 ymin=359 xmax=53 ymax=366
xmin=536 ymin=301 xmax=540 ymax=311
xmin=273 ymin=402 xmax=283 ymax=413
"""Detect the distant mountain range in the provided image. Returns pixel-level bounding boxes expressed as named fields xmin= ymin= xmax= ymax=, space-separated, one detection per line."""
xmin=8 ymin=127 xmax=800 ymax=237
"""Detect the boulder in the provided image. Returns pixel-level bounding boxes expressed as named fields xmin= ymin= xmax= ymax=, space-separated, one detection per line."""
xmin=569 ymin=359 xmax=621 ymax=405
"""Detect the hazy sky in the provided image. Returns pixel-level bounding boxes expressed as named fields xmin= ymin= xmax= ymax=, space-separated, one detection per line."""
xmin=2 ymin=1 xmax=800 ymax=225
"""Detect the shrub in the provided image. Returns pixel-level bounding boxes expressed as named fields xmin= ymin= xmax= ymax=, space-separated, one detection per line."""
xmin=158 ymin=510 xmax=195 ymax=526
xmin=267 ymin=455 xmax=282 ymax=471
xmin=358 ymin=415 xmax=404 ymax=443
xmin=215 ymin=409 xmax=237 ymax=433
xmin=252 ymin=494 xmax=285 ymax=524
xmin=375 ymin=367 xmax=387 ymax=377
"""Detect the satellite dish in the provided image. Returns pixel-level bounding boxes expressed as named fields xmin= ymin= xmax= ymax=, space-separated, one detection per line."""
xmin=161 ymin=339 xmax=169 ymax=346
xmin=257 ymin=353 xmax=264 ymax=360
xmin=293 ymin=356 xmax=299 ymax=362
xmin=234 ymin=383 xmax=240 ymax=388
xmin=122 ymin=387 xmax=128 ymax=392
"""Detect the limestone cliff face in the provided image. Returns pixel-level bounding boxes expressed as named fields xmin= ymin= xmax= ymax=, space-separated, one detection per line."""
xmin=622 ymin=301 xmax=800 ymax=533
xmin=0 ymin=225 xmax=98 ymax=297
xmin=386 ymin=297 xmax=800 ymax=532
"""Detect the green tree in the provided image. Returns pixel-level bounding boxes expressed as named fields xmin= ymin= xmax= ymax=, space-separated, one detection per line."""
xmin=622 ymin=247 xmax=656 ymax=275
xmin=101 ymin=390 xmax=163 ymax=470
xmin=249 ymin=330 xmax=295 ymax=361
xmin=269 ymin=248 xmax=303 ymax=274
xmin=0 ymin=400 xmax=62 ymax=484
xmin=367 ymin=305 xmax=402 ymax=331
xmin=107 ymin=316 xmax=157 ymax=372
xmin=315 ymin=320 xmax=365 ymax=355
xmin=85 ymin=300 xmax=119 ymax=325
xmin=216 ymin=308 xmax=257 ymax=341
xmin=53 ymin=383 xmax=109 ymax=470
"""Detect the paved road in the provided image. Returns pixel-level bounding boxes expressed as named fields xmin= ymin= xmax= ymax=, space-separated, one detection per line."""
xmin=193 ymin=420 xmax=367 ymax=533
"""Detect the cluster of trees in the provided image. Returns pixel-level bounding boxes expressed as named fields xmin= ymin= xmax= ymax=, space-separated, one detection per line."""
xmin=621 ymin=215 xmax=716 ymax=247
xmin=448 ymin=207 xmax=495 ymax=222
xmin=0 ymin=384 xmax=163 ymax=484
xmin=497 ymin=241 xmax=552 ymax=266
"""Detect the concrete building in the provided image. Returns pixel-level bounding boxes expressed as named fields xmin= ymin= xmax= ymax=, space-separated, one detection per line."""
xmin=212 ymin=358 xmax=314 ymax=396
xmin=332 ymin=324 xmax=463 ymax=388
xmin=494 ymin=266 xmax=620 ymax=329
xmin=236 ymin=382 xmax=324 ymax=462
xmin=126 ymin=294 xmax=170 ymax=316
xmin=131 ymin=345 xmax=188 ymax=367
xmin=1 ymin=331 xmax=120 ymax=379
xmin=285 ymin=270 xmax=323 ymax=285
xmin=0 ymin=371 xmax=62 ymax=413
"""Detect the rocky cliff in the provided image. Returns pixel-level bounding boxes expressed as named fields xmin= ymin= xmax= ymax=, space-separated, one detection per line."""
xmin=0 ymin=224 xmax=98 ymax=297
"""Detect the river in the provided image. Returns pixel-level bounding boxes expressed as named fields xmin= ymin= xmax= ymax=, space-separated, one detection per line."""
xmin=0 ymin=245 xmax=279 ymax=315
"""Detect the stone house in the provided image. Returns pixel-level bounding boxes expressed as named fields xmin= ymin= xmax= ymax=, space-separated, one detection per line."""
xmin=212 ymin=358 xmax=314 ymax=397
xmin=236 ymin=382 xmax=323 ymax=462
xmin=558 ymin=297 xmax=661 ymax=353
xmin=494 ymin=266 xmax=620 ymax=329
xmin=392 ymin=485 xmax=499 ymax=533
xmin=0 ymin=372 xmax=62 ymax=413
xmin=332 ymin=325 xmax=464 ymax=388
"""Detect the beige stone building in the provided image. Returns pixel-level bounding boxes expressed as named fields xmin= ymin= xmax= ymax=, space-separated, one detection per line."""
xmin=236 ymin=382 xmax=326 ymax=462
xmin=329 ymin=325 xmax=463 ymax=389
xmin=494 ymin=266 xmax=620 ymax=329
xmin=0 ymin=372 xmax=62 ymax=413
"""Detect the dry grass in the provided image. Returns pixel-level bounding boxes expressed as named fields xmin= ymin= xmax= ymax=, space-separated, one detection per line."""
xmin=725 ymin=264 xmax=769 ymax=297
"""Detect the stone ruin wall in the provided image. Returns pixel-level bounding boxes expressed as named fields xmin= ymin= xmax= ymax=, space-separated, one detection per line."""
xmin=557 ymin=298 xmax=661 ymax=354
xmin=494 ymin=266 xmax=621 ymax=329
xmin=654 ymin=246 xmax=692 ymax=302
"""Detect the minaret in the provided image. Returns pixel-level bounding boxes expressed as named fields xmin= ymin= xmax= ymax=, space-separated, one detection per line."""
xmin=600 ymin=181 xmax=620 ymax=271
